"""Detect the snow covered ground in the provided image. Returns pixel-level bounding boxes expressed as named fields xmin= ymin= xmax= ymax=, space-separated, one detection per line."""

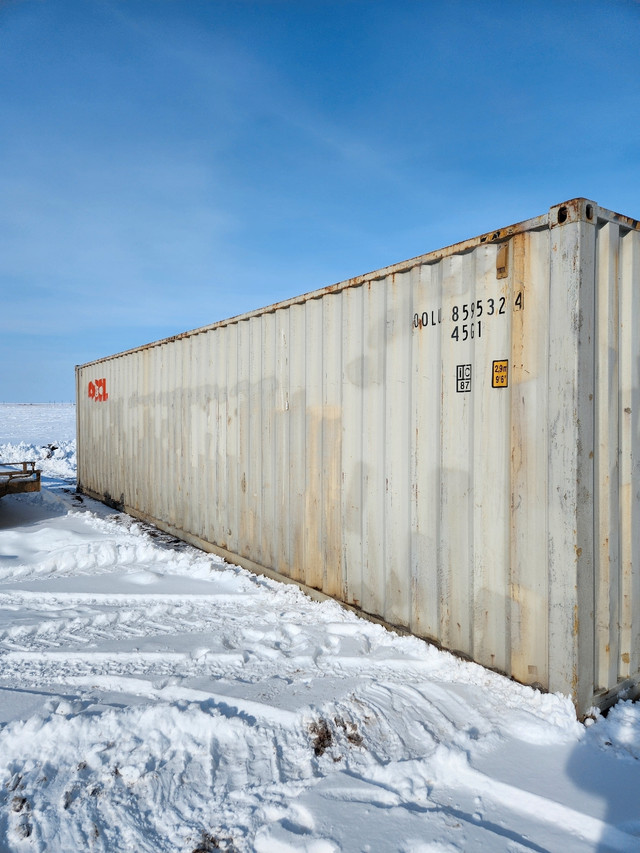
xmin=0 ymin=404 xmax=639 ymax=852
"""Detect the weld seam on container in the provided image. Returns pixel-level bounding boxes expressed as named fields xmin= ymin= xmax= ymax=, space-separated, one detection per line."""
xmin=76 ymin=198 xmax=640 ymax=716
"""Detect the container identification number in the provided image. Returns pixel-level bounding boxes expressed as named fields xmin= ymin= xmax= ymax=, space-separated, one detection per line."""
xmin=449 ymin=298 xmax=503 ymax=340
xmin=413 ymin=292 xmax=523 ymax=341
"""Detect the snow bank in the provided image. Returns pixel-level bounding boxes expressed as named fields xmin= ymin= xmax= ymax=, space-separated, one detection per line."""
xmin=0 ymin=403 xmax=76 ymax=481
xmin=0 ymin=439 xmax=76 ymax=481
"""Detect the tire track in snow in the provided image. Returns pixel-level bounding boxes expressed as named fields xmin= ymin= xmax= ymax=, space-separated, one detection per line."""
xmin=0 ymin=586 xmax=435 ymax=688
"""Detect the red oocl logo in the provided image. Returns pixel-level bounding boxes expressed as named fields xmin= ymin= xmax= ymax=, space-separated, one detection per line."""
xmin=88 ymin=378 xmax=108 ymax=402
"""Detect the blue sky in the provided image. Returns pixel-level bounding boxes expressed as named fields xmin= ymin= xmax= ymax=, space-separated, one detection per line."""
xmin=1 ymin=0 xmax=639 ymax=402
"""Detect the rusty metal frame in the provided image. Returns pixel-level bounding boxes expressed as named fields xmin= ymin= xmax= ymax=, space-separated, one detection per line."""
xmin=0 ymin=461 xmax=41 ymax=499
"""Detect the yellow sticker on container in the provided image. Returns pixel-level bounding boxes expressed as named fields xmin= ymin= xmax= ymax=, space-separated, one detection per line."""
xmin=492 ymin=359 xmax=508 ymax=388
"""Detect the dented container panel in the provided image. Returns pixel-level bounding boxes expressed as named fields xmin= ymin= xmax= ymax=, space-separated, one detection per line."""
xmin=76 ymin=198 xmax=640 ymax=715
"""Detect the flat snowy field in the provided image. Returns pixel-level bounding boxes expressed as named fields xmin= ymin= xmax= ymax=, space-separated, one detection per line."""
xmin=0 ymin=404 xmax=639 ymax=852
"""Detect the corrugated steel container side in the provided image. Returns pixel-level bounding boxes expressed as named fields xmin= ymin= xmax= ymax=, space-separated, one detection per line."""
xmin=76 ymin=198 xmax=640 ymax=715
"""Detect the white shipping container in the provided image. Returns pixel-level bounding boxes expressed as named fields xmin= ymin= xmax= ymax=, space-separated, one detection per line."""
xmin=76 ymin=198 xmax=640 ymax=716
